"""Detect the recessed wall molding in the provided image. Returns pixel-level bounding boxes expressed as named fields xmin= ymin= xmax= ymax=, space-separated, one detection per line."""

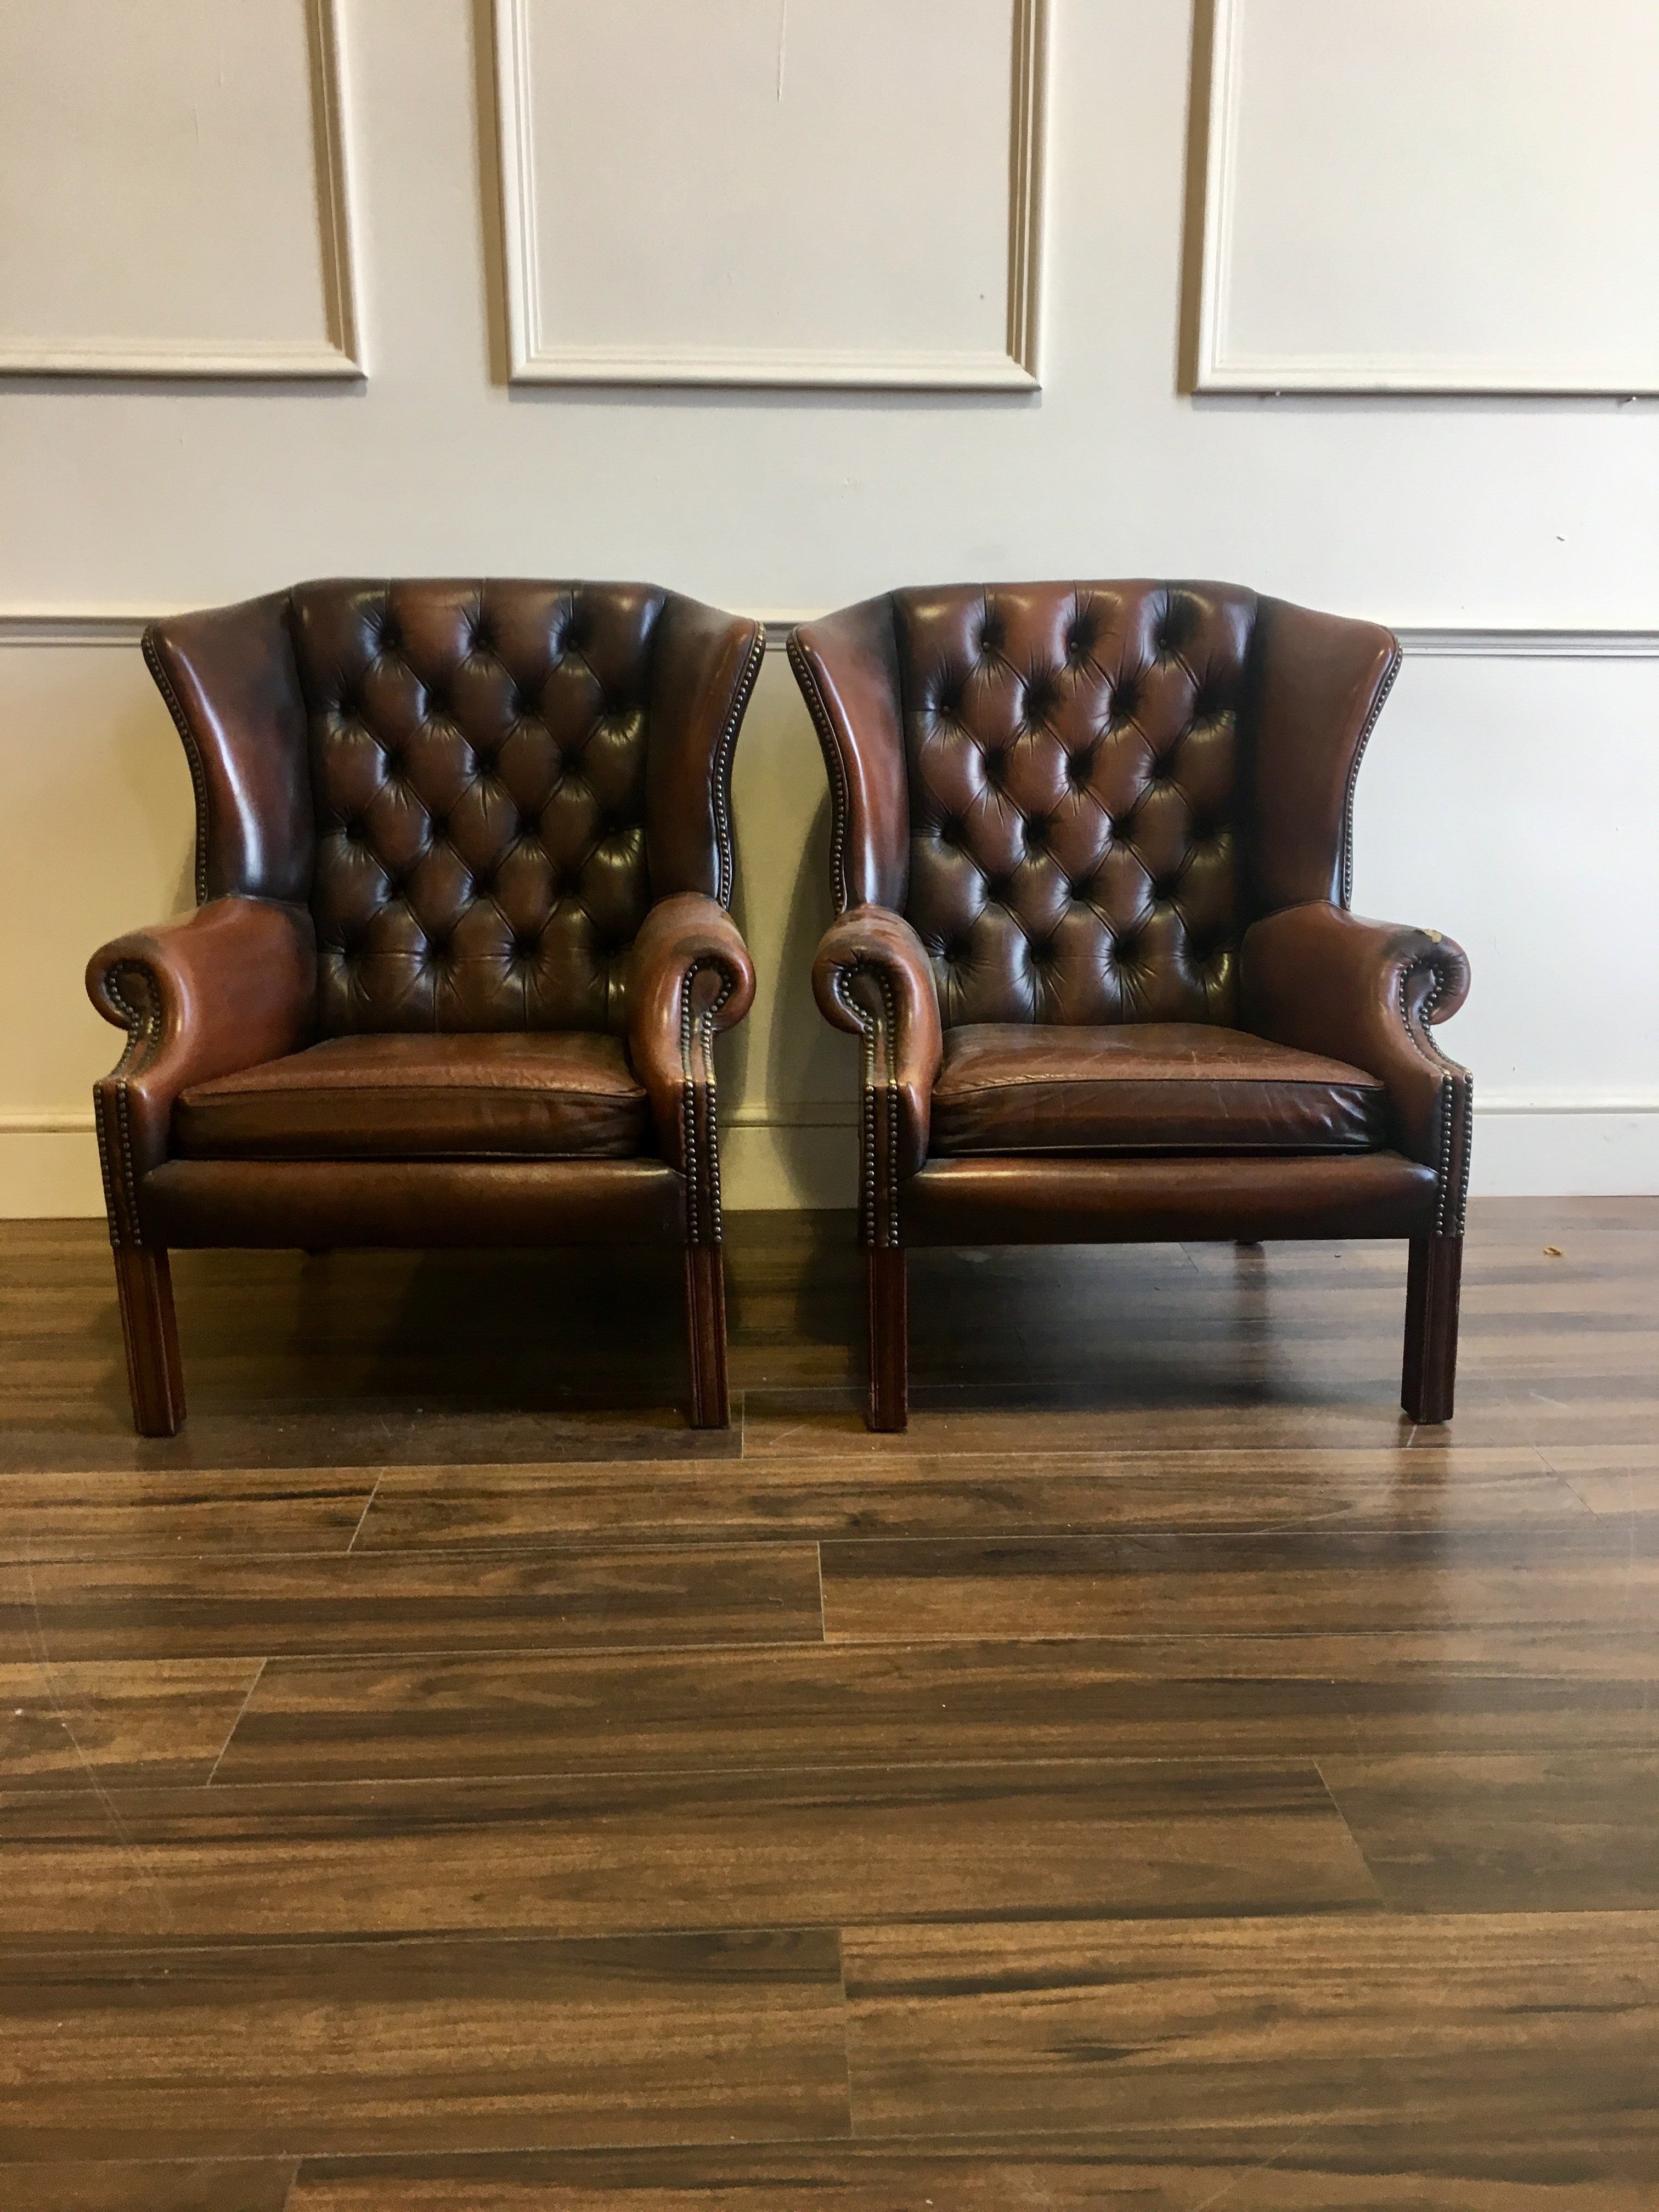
xmin=491 ymin=0 xmax=1047 ymax=389
xmin=0 ymin=0 xmax=362 ymax=381
xmin=1188 ymin=0 xmax=1659 ymax=396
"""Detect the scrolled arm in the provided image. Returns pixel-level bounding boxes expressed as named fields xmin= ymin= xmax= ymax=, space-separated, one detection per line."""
xmin=86 ymin=897 xmax=317 ymax=1244
xmin=1240 ymin=900 xmax=1472 ymax=1232
xmin=626 ymin=894 xmax=755 ymax=1235
xmin=812 ymin=905 xmax=943 ymax=1244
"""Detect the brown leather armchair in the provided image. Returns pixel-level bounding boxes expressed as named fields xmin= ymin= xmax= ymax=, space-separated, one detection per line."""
xmin=791 ymin=581 xmax=1472 ymax=1431
xmin=88 ymin=578 xmax=764 ymax=1435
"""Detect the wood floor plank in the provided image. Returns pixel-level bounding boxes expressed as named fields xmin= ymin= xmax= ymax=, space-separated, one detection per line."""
xmin=0 ymin=1659 xmax=262 ymax=1790
xmin=0 ymin=1470 xmax=375 ymax=1560
xmin=0 ymin=1929 xmax=850 ymax=2160
xmin=1318 ymin=1750 xmax=1659 ymax=1911
xmin=1537 ymin=1446 xmax=1659 ymax=1519
xmin=0 ymin=2160 xmax=296 ymax=2211
xmin=817 ymin=1525 xmax=1659 ymax=1645
xmin=355 ymin=1451 xmax=1585 ymax=1550
xmin=284 ymin=2143 xmax=1211 ymax=2209
xmin=841 ymin=1912 xmax=1659 ymax=2176
xmin=0 ymin=1545 xmax=823 ymax=1663
xmin=280 ymin=2147 xmax=1656 ymax=2211
xmin=213 ymin=1640 xmax=1659 ymax=1788
xmin=0 ymin=1760 xmax=1379 ymax=1944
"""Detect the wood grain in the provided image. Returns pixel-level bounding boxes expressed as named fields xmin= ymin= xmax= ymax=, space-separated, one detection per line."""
xmin=0 ymin=1930 xmax=850 ymax=2160
xmin=0 ymin=1658 xmax=261 ymax=1789
xmin=0 ymin=1203 xmax=1655 ymax=2189
xmin=0 ymin=1761 xmax=1378 ymax=1944
xmin=355 ymin=1448 xmax=1587 ymax=1549
xmin=0 ymin=1544 xmax=823 ymax=1662
xmin=213 ymin=1638 xmax=1659 ymax=1787
xmin=818 ymin=1524 xmax=1659 ymax=1645
xmin=842 ymin=1912 xmax=1659 ymax=2175
xmin=1319 ymin=1750 xmax=1659 ymax=1911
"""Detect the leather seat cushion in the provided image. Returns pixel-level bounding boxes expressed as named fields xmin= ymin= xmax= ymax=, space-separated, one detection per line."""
xmin=930 ymin=1023 xmax=1389 ymax=1157
xmin=173 ymin=1032 xmax=651 ymax=1161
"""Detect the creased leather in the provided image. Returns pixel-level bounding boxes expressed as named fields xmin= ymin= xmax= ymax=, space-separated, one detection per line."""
xmin=86 ymin=898 xmax=317 ymax=1244
xmin=174 ymin=1031 xmax=648 ymax=1161
xmin=1240 ymin=900 xmax=1473 ymax=1231
xmin=931 ymin=1021 xmax=1389 ymax=1157
xmin=625 ymin=894 xmax=755 ymax=1231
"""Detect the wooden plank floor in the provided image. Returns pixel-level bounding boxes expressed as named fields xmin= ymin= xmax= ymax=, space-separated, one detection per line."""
xmin=0 ymin=1199 xmax=1654 ymax=2208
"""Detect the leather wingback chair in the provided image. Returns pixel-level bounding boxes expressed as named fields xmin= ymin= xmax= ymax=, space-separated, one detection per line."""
xmin=88 ymin=578 xmax=765 ymax=1435
xmin=791 ymin=581 xmax=1472 ymax=1431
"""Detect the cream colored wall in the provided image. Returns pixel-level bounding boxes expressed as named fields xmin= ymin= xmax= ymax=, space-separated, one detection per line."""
xmin=1 ymin=0 xmax=1656 ymax=1216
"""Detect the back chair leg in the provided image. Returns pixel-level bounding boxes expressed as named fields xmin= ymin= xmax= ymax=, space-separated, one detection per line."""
xmin=112 ymin=1245 xmax=185 ymax=1437
xmin=867 ymin=1245 xmax=909 ymax=1432
xmin=684 ymin=1244 xmax=731 ymax=1429
xmin=1402 ymin=1233 xmax=1463 ymax=1424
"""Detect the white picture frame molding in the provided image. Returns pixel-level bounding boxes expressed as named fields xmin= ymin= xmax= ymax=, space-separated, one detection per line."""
xmin=1189 ymin=0 xmax=1659 ymax=397
xmin=491 ymin=0 xmax=1047 ymax=390
xmin=0 ymin=0 xmax=363 ymax=380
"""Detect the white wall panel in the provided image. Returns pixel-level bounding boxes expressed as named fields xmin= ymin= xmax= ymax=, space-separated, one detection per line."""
xmin=1193 ymin=0 xmax=1659 ymax=393
xmin=0 ymin=0 xmax=1656 ymax=1206
xmin=493 ymin=0 xmax=1046 ymax=386
xmin=0 ymin=0 xmax=360 ymax=376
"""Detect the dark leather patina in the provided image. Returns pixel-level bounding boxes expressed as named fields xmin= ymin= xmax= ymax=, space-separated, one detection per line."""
xmin=92 ymin=578 xmax=765 ymax=1434
xmin=794 ymin=579 xmax=1471 ymax=1429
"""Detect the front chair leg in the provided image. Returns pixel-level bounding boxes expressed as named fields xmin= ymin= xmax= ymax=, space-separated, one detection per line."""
xmin=112 ymin=1245 xmax=185 ymax=1437
xmin=684 ymin=1244 xmax=731 ymax=1429
xmin=867 ymin=1245 xmax=909 ymax=1432
xmin=1402 ymin=1233 xmax=1463 ymax=1424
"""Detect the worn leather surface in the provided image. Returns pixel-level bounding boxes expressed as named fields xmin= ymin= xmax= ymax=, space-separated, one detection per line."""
xmin=142 ymin=580 xmax=762 ymax=1042
xmin=140 ymin=1158 xmax=685 ymax=1249
xmin=789 ymin=597 xmax=910 ymax=913
xmin=143 ymin=594 xmax=314 ymax=905
xmin=625 ymin=893 xmax=757 ymax=1181
xmin=931 ymin=1021 xmax=1389 ymax=1157
xmin=86 ymin=898 xmax=317 ymax=1245
xmin=1246 ymin=597 xmax=1401 ymax=912
xmin=903 ymin=1152 xmax=1437 ymax=1245
xmin=1240 ymin=899 xmax=1474 ymax=1233
xmin=812 ymin=906 xmax=943 ymax=1186
xmin=104 ymin=581 xmax=760 ymax=1256
xmin=173 ymin=1032 xmax=648 ymax=1162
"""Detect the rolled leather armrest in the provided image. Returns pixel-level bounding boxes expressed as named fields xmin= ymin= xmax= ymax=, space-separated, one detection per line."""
xmin=86 ymin=896 xmax=317 ymax=1238
xmin=811 ymin=905 xmax=943 ymax=1178
xmin=1239 ymin=900 xmax=1471 ymax=1176
xmin=625 ymin=892 xmax=755 ymax=1177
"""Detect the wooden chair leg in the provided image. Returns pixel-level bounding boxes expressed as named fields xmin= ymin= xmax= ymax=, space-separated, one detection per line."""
xmin=867 ymin=1245 xmax=909 ymax=1432
xmin=112 ymin=1245 xmax=185 ymax=1437
xmin=1402 ymin=1233 xmax=1463 ymax=1424
xmin=684 ymin=1244 xmax=731 ymax=1429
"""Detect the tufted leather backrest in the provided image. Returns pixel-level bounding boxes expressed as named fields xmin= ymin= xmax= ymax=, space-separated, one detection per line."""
xmin=895 ymin=582 xmax=1257 ymax=1026
xmin=292 ymin=580 xmax=677 ymax=1035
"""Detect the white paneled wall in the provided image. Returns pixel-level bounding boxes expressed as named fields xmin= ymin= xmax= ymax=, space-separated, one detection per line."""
xmin=1 ymin=0 xmax=1655 ymax=1212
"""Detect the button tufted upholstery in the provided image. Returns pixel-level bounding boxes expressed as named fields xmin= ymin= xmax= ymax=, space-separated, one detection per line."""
xmin=91 ymin=578 xmax=764 ymax=1436
xmin=294 ymin=580 xmax=663 ymax=1036
xmin=899 ymin=583 xmax=1254 ymax=1029
xmin=794 ymin=579 xmax=1474 ymax=1434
